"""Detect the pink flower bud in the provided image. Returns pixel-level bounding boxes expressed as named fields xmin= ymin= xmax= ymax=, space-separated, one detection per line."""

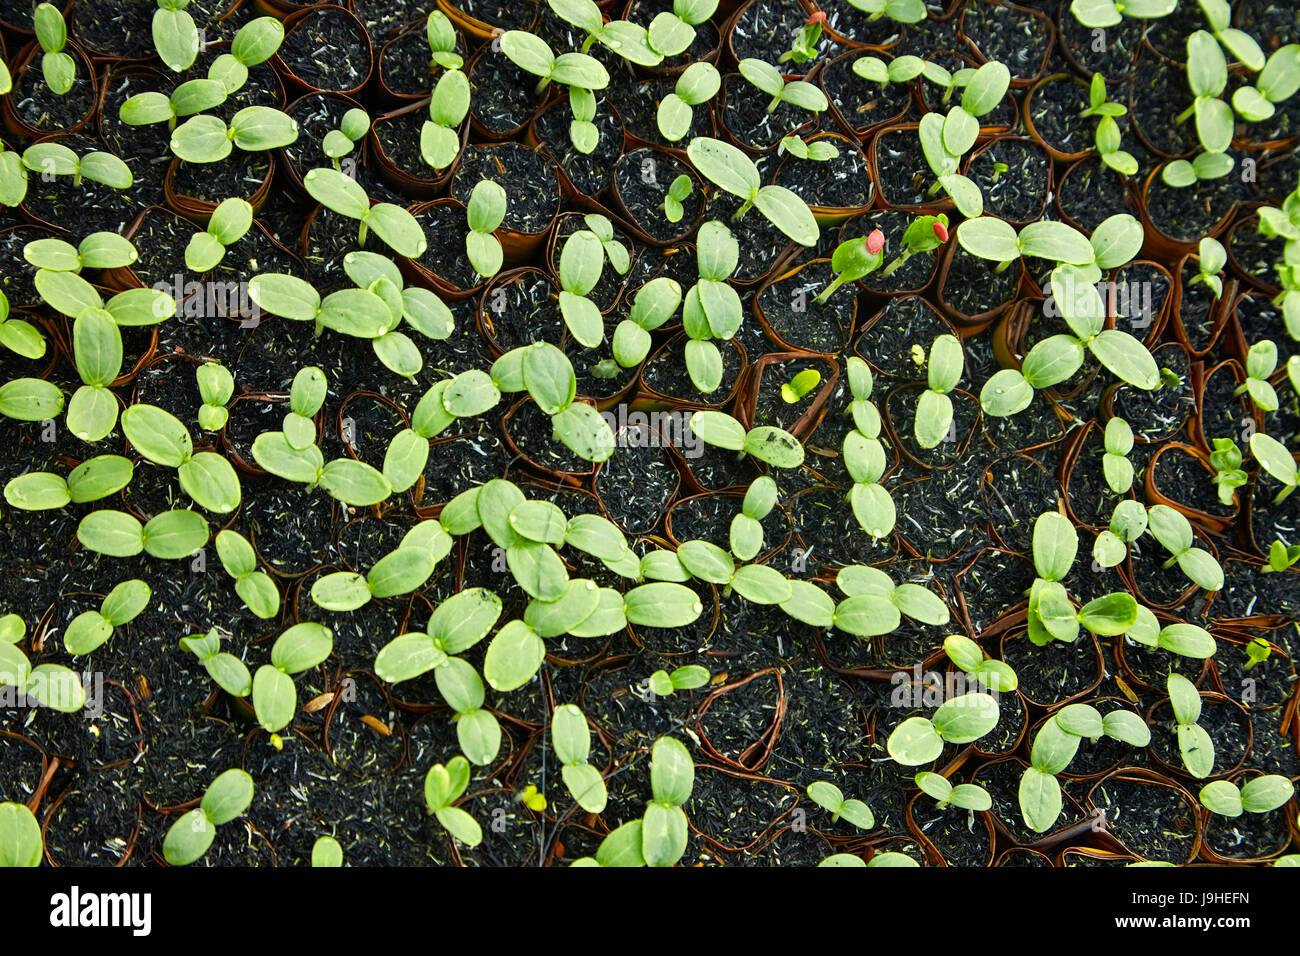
xmin=932 ymin=221 xmax=949 ymax=243
xmin=865 ymin=229 xmax=885 ymax=255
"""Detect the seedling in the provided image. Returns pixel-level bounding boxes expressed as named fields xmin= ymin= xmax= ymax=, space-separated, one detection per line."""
xmin=490 ymin=343 xmax=617 ymax=462
xmin=612 ymin=277 xmax=682 ymax=368
xmin=680 ymin=221 xmax=743 ymax=391
xmin=170 ymin=106 xmax=299 ymax=164
xmin=663 ymin=174 xmax=693 ymax=223
xmin=842 ymin=358 xmax=895 ymax=539
xmin=302 ymin=167 xmax=426 ymax=257
xmin=162 ymin=768 xmax=255 ymax=866
xmin=781 ymin=368 xmax=822 ymax=404
xmin=421 ymin=67 xmax=470 ymax=171
xmin=642 ymin=665 xmax=710 ymax=700
xmin=1200 ymin=776 xmax=1295 ymax=818
xmin=556 ymin=227 xmax=612 ymax=347
xmin=425 ymin=10 xmax=463 ymax=70
xmin=500 ymin=29 xmax=608 ymax=148
xmin=806 ymin=781 xmax=875 ymax=829
xmin=879 ymin=214 xmax=949 ymax=278
xmin=852 ymin=54 xmax=954 ymax=91
xmin=184 ymin=198 xmax=253 ymax=272
xmin=990 ymin=161 xmax=1009 ymax=183
xmin=214 ymin=530 xmax=279 ymax=620
xmin=780 ymin=134 xmax=839 ymax=162
xmin=647 ymin=0 xmax=720 ymax=58
xmin=64 ymin=579 xmax=150 ymax=655
xmin=121 ymin=402 xmax=242 ymax=513
xmin=1235 ymin=340 xmax=1279 ymax=411
xmin=1197 ymin=0 xmax=1265 ymax=72
xmin=466 ymin=180 xmax=506 ymax=279
xmin=943 ymin=634 xmax=1018 ymax=693
xmin=686 ymin=137 xmax=818 ymax=246
xmin=1068 ymin=0 xmax=1176 ymax=29
xmin=1019 ymin=702 xmax=1151 ymax=832
xmin=1261 ymin=540 xmax=1300 ymax=574
xmin=251 ymin=622 xmax=334 ymax=733
xmin=1251 ymin=432 xmax=1300 ymax=503
xmin=76 ymin=508 xmax=210 ymax=561
xmin=312 ymin=540 xmax=440 ymax=613
xmin=916 ymin=63 xmax=1011 ymax=216
xmin=1027 ymin=510 xmax=1139 ymax=645
xmin=1123 ymin=608 xmax=1218 ymax=660
xmin=1162 ymin=151 xmax=1236 ymax=188
xmin=814 ymin=230 xmax=884 ymax=304
xmin=689 ymin=410 xmax=805 ymax=469
xmin=425 ymin=756 xmax=482 ymax=847
xmin=0 ymin=614 xmax=85 ymax=713
xmin=657 ymin=62 xmax=720 ymax=142
xmin=0 ymin=802 xmax=42 ymax=867
xmin=846 ymin=0 xmax=926 ymax=23
xmin=153 ymin=0 xmax=202 ymax=73
xmin=887 ymin=693 xmax=1001 ymax=765
xmin=831 ymin=564 xmax=950 ymax=638
xmin=915 ymin=773 xmax=992 ymax=812
xmin=34 ymin=3 xmax=74 ymax=95
xmin=642 ymin=736 xmax=694 ymax=866
xmin=180 ymin=628 xmax=253 ymax=698
xmin=1188 ymin=238 xmax=1227 ymax=299
xmin=23 ymin=233 xmax=138 ymax=274
xmin=730 ymin=476 xmax=778 ymax=562
xmin=322 ymin=108 xmax=370 ymax=170
xmin=3 ymin=454 xmax=133 ymax=513
xmin=546 ymin=0 xmax=662 ymax=67
xmin=780 ymin=10 xmax=826 ymax=65
xmin=1175 ymin=31 xmax=1233 ymax=157
xmin=1208 ymin=439 xmax=1247 ymax=506
xmin=553 ymin=703 xmax=608 ymax=813
xmin=21 ymin=142 xmax=133 ymax=190
xmin=1232 ymin=43 xmax=1300 ymax=122
xmin=1102 ymin=417 xmax=1135 ymax=494
xmin=1144 ymin=504 xmax=1225 ymax=592
xmin=312 ymin=837 xmax=343 ymax=867
xmin=913 ymin=334 xmax=963 ymax=449
xmin=1167 ymin=672 xmax=1215 ymax=779
xmin=1084 ymin=76 xmax=1138 ymax=176
xmin=1243 ymin=637 xmax=1273 ymax=667
xmin=741 ymin=56 xmax=829 ymax=119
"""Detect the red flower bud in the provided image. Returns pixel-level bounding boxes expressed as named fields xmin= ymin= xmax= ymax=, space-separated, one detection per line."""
xmin=865 ymin=229 xmax=885 ymax=255
xmin=806 ymin=10 xmax=827 ymax=25
xmin=932 ymin=221 xmax=949 ymax=242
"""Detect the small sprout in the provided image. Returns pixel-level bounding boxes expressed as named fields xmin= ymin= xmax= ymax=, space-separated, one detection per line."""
xmin=556 ymin=228 xmax=608 ymax=347
xmin=1261 ymin=540 xmax=1300 ymax=575
xmin=646 ymin=0 xmax=720 ymax=58
xmin=466 ymin=180 xmax=506 ymax=279
xmin=1234 ymin=340 xmax=1279 ymax=411
xmin=738 ymin=57 xmax=828 ymax=116
xmin=689 ymin=410 xmax=805 ymax=469
xmin=686 ymin=137 xmax=818 ymax=246
xmin=663 ymin=174 xmax=693 ymax=223
xmin=612 ymin=277 xmax=682 ymax=369
xmin=913 ymin=334 xmax=963 ymax=450
xmin=1144 ymin=504 xmax=1224 ymax=592
xmin=990 ymin=160 xmax=1009 ymax=183
xmin=425 ymin=756 xmax=482 ymax=846
xmin=1208 ymin=439 xmax=1246 ymax=506
xmin=312 ymin=836 xmax=344 ymax=867
xmin=814 ymin=230 xmax=884 ymax=304
xmin=880 ymin=214 xmax=948 ymax=278
xmin=171 ymin=107 xmax=300 ymax=165
xmin=1248 ymin=433 xmax=1298 ymax=503
xmin=943 ymin=634 xmax=1018 ymax=693
xmin=731 ymin=476 xmax=777 ymax=561
xmin=1243 ymin=637 xmax=1273 ymax=667
xmin=195 ymin=362 xmax=234 ymax=432
xmin=22 ymin=142 xmax=133 ymax=190
xmin=1200 ymin=776 xmax=1295 ymax=819
xmin=1087 ymin=76 xmax=1138 ymax=177
xmin=163 ymin=768 xmax=255 ymax=865
xmin=779 ymin=10 xmax=826 ymax=65
xmin=1068 ymin=0 xmax=1177 ymax=31
xmin=1189 ymin=238 xmax=1228 ymax=299
xmin=184 ymin=197 xmax=253 ymax=272
xmin=214 ymin=529 xmax=280 ymax=620
xmin=322 ymin=108 xmax=370 ymax=170
xmin=845 ymin=0 xmax=927 ymax=25
xmin=779 ymin=134 xmax=839 ymax=162
xmin=1167 ymin=672 xmax=1215 ymax=779
xmin=421 ymin=68 xmax=470 ymax=171
xmin=887 ymin=693 xmax=1000 ymax=765
xmin=657 ymin=61 xmax=720 ymax=142
xmin=180 ymin=627 xmax=253 ymax=697
xmin=303 ymin=167 xmax=426 ymax=257
xmin=915 ymin=773 xmax=992 ymax=812
xmin=806 ymin=781 xmax=875 ymax=829
xmin=35 ymin=2 xmax=75 ymax=95
xmin=1102 ymin=417 xmax=1134 ymax=494
xmin=153 ymin=0 xmax=202 ymax=73
xmin=252 ymin=623 xmax=334 ymax=733
xmin=645 ymin=665 xmax=710 ymax=698
xmin=781 ymin=368 xmax=822 ymax=404
xmin=547 ymin=0 xmax=662 ymax=67
xmin=426 ymin=10 xmax=463 ymax=70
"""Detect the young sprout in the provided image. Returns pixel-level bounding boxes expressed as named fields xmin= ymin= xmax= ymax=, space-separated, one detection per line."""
xmin=1232 ymin=43 xmax=1300 ymax=122
xmin=1144 ymin=504 xmax=1224 ymax=592
xmin=1026 ymin=510 xmax=1139 ymax=645
xmin=121 ymin=402 xmax=242 ymax=513
xmin=730 ymin=477 xmax=777 ymax=561
xmin=990 ymin=160 xmax=1009 ymax=183
xmin=914 ymin=334 xmax=963 ymax=449
xmin=490 ymin=343 xmax=617 ymax=462
xmin=806 ymin=781 xmax=875 ymax=829
xmin=3 ymin=454 xmax=133 ymax=513
xmin=1102 ymin=417 xmax=1135 ymax=494
xmin=1124 ymin=607 xmax=1217 ymax=660
xmin=425 ymin=756 xmax=482 ymax=847
xmin=879 ymin=214 xmax=949 ymax=278
xmin=780 ymin=10 xmax=826 ymax=65
xmin=831 ymin=564 xmax=950 ymax=638
xmin=1189 ymin=237 xmax=1228 ymax=299
xmin=500 ymin=29 xmax=608 ymax=149
xmin=647 ymin=0 xmax=720 ymax=58
xmin=180 ymin=627 xmax=252 ymax=697
xmin=251 ymin=622 xmax=333 ymax=734
xmin=685 ymin=137 xmax=818 ymax=245
xmin=23 ymin=232 xmax=138 ymax=274
xmin=153 ymin=0 xmax=202 ymax=73
xmin=737 ymin=58 xmax=828 ymax=117
xmin=657 ymin=62 xmax=720 ymax=142
xmin=852 ymin=54 xmax=953 ymax=91
xmin=1161 ymin=151 xmax=1236 ymax=188
xmin=1261 ymin=540 xmax=1300 ymax=574
xmin=642 ymin=665 xmax=710 ymax=700
xmin=1235 ymin=340 xmax=1279 ymax=411
xmin=846 ymin=0 xmax=927 ymax=24
xmin=421 ymin=67 xmax=470 ymax=171
xmin=1197 ymin=0 xmax=1265 ymax=72
xmin=642 ymin=736 xmax=694 ymax=867
xmin=0 ymin=615 xmax=85 ymax=713
xmin=943 ymin=634 xmax=1018 ymax=693
xmin=1084 ymin=76 xmax=1138 ymax=176
xmin=465 ymin=180 xmax=506 ymax=279
xmin=814 ymin=230 xmax=884 ymax=304
xmin=22 ymin=142 xmax=133 ymax=190
xmin=680 ymin=221 xmax=743 ymax=392
xmin=163 ymin=768 xmax=255 ymax=866
xmin=425 ymin=10 xmax=463 ymax=70
xmin=1208 ymin=438 xmax=1246 ymax=506
xmin=214 ymin=529 xmax=280 ymax=620
xmin=779 ymin=134 xmax=839 ymax=162
xmin=323 ymin=108 xmax=370 ymax=171
xmin=1068 ymin=0 xmax=1176 ymax=30
xmin=663 ymin=174 xmax=693 ymax=223
xmin=63 ymin=580 xmax=150 ymax=656
xmin=34 ymin=2 xmax=75 ymax=95
xmin=0 ymin=802 xmax=43 ymax=867
xmin=1019 ymin=702 xmax=1150 ymax=832
xmin=76 ymin=508 xmax=210 ymax=562
xmin=887 ymin=693 xmax=1000 ymax=765
xmin=916 ymin=62 xmax=1011 ymax=217
xmin=170 ymin=106 xmax=299 ymax=165
xmin=842 ymin=358 xmax=895 ymax=539
xmin=312 ymin=539 xmax=439 ymax=613
xmin=1080 ymin=74 xmax=1127 ymax=121
xmin=612 ymin=277 xmax=682 ymax=369
xmin=781 ymin=368 xmax=821 ymax=404
xmin=1167 ymin=672 xmax=1215 ymax=779
xmin=206 ymin=16 xmax=285 ymax=95
xmin=303 ymin=167 xmax=426 ymax=257
xmin=915 ymin=773 xmax=992 ymax=812
xmin=1092 ymin=500 xmax=1148 ymax=567
xmin=552 ymin=704 xmax=608 ymax=812
xmin=119 ymin=76 xmax=230 ymax=131
xmin=195 ymin=362 xmax=233 ymax=432
xmin=689 ymin=410 xmax=805 ymax=469
xmin=556 ymin=227 xmax=611 ymax=347
xmin=1200 ymin=776 xmax=1295 ymax=819
xmin=1243 ymin=637 xmax=1273 ymax=668
xmin=1250 ymin=432 xmax=1300 ymax=503
xmin=546 ymin=0 xmax=662 ymax=67
xmin=184 ymin=197 xmax=253 ymax=272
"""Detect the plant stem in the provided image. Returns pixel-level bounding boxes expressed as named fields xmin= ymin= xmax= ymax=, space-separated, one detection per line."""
xmin=732 ymin=197 xmax=754 ymax=220
xmin=766 ymin=93 xmax=782 ymax=114
xmin=1175 ymin=104 xmax=1195 ymax=124
xmin=880 ymin=251 xmax=910 ymax=278
xmin=813 ymin=277 xmax=842 ymax=305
